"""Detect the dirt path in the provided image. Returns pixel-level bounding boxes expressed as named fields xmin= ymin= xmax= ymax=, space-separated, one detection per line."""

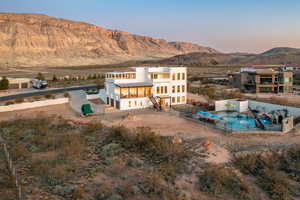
xmin=1 ymin=104 xmax=300 ymax=155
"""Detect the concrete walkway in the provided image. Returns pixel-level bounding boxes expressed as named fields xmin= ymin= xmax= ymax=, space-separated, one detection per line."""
xmin=68 ymin=90 xmax=104 ymax=115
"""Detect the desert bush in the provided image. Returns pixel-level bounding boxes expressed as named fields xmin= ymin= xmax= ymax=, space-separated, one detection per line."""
xmin=33 ymin=95 xmax=42 ymax=101
xmin=45 ymin=94 xmax=55 ymax=99
xmin=14 ymin=97 xmax=24 ymax=103
xmin=5 ymin=101 xmax=14 ymax=105
xmin=64 ymin=92 xmax=69 ymax=98
xmin=258 ymin=169 xmax=293 ymax=200
xmin=234 ymin=149 xmax=300 ymax=200
xmin=198 ymin=165 xmax=251 ymax=199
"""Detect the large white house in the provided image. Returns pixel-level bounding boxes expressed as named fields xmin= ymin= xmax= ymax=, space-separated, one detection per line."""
xmin=99 ymin=67 xmax=187 ymax=110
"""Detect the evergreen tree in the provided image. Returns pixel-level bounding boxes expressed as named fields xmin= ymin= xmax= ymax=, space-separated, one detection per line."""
xmin=36 ymin=73 xmax=45 ymax=80
xmin=0 ymin=76 xmax=9 ymax=90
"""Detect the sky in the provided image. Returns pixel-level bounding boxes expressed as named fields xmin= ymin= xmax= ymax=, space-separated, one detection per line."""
xmin=1 ymin=0 xmax=300 ymax=53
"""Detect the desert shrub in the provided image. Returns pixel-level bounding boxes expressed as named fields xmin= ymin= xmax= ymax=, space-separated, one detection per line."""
xmin=258 ymin=169 xmax=293 ymax=200
xmin=198 ymin=165 xmax=251 ymax=199
xmin=82 ymin=121 xmax=103 ymax=136
xmin=45 ymin=94 xmax=55 ymax=99
xmin=234 ymin=150 xmax=300 ymax=200
xmin=33 ymin=96 xmax=42 ymax=101
xmin=100 ymin=126 xmax=191 ymax=181
xmin=5 ymin=101 xmax=14 ymax=105
xmin=106 ymin=126 xmax=191 ymax=166
xmin=64 ymin=92 xmax=69 ymax=98
xmin=14 ymin=97 xmax=24 ymax=103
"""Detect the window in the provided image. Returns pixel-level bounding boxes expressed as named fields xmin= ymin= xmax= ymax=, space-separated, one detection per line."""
xmin=157 ymin=87 xmax=160 ymax=94
xmin=130 ymin=88 xmax=138 ymax=98
xmin=177 ymin=85 xmax=180 ymax=92
xmin=172 ymin=73 xmax=176 ymax=80
xmin=134 ymin=101 xmax=137 ymax=106
xmin=129 ymin=101 xmax=131 ymax=107
xmin=172 ymin=97 xmax=176 ymax=103
xmin=140 ymin=101 xmax=143 ymax=106
xmin=161 ymin=86 xmax=164 ymax=94
xmin=164 ymin=86 xmax=168 ymax=94
xmin=138 ymin=87 xmax=145 ymax=97
xmin=177 ymin=96 xmax=180 ymax=103
xmin=182 ymin=96 xmax=185 ymax=103
xmin=182 ymin=73 xmax=185 ymax=80
xmin=182 ymin=85 xmax=185 ymax=92
xmin=177 ymin=73 xmax=180 ymax=80
xmin=172 ymin=86 xmax=175 ymax=93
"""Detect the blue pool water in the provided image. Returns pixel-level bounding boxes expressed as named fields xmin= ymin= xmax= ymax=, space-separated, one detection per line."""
xmin=196 ymin=111 xmax=271 ymax=131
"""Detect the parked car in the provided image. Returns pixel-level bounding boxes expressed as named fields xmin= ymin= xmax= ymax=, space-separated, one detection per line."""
xmin=32 ymin=79 xmax=48 ymax=89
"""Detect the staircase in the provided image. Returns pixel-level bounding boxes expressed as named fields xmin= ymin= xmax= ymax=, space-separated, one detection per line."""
xmin=149 ymin=96 xmax=162 ymax=111
xmin=248 ymin=106 xmax=265 ymax=130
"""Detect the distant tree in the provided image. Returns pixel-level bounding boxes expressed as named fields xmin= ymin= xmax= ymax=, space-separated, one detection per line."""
xmin=0 ymin=76 xmax=9 ymax=90
xmin=36 ymin=73 xmax=45 ymax=80
xmin=52 ymin=74 xmax=58 ymax=82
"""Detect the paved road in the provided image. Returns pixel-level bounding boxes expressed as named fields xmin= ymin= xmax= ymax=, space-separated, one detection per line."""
xmin=0 ymin=85 xmax=99 ymax=102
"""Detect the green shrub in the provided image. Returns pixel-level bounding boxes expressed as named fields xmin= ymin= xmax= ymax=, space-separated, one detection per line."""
xmin=198 ymin=165 xmax=251 ymax=199
xmin=5 ymin=101 xmax=14 ymax=105
xmin=45 ymin=94 xmax=54 ymax=99
xmin=14 ymin=97 xmax=24 ymax=103
xmin=0 ymin=76 xmax=9 ymax=90
xmin=258 ymin=169 xmax=293 ymax=200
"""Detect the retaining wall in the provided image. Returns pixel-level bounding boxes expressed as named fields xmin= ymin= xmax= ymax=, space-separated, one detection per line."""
xmin=0 ymin=98 xmax=69 ymax=113
xmin=248 ymin=100 xmax=300 ymax=117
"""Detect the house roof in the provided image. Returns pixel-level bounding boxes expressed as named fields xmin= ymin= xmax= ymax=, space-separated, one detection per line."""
xmin=115 ymin=82 xmax=153 ymax=88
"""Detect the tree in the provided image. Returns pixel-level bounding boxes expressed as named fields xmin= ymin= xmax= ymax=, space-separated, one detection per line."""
xmin=0 ymin=76 xmax=9 ymax=90
xmin=36 ymin=73 xmax=45 ymax=81
xmin=52 ymin=74 xmax=58 ymax=82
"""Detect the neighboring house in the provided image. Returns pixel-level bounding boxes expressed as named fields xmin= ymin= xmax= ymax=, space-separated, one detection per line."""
xmin=229 ymin=67 xmax=293 ymax=93
xmin=99 ymin=67 xmax=187 ymax=110
xmin=0 ymin=77 xmax=31 ymax=90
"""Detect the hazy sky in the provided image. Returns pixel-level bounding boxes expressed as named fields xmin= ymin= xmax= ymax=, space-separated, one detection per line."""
xmin=1 ymin=0 xmax=300 ymax=53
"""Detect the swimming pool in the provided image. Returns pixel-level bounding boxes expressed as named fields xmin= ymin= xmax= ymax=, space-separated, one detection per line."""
xmin=197 ymin=111 xmax=271 ymax=131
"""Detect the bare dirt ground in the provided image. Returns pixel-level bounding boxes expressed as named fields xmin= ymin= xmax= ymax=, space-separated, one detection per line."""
xmin=245 ymin=93 xmax=300 ymax=104
xmin=2 ymin=103 xmax=300 ymax=164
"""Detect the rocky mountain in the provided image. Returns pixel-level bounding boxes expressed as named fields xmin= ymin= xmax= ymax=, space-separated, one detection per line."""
xmin=146 ymin=47 xmax=300 ymax=66
xmin=0 ymin=13 xmax=219 ymax=67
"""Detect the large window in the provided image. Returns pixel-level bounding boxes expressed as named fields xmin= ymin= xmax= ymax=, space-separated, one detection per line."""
xmin=157 ymin=87 xmax=160 ymax=94
xmin=120 ymin=88 xmax=129 ymax=98
xmin=130 ymin=88 xmax=138 ymax=98
xmin=182 ymin=85 xmax=185 ymax=92
xmin=182 ymin=73 xmax=185 ymax=80
xmin=145 ymin=87 xmax=152 ymax=96
xmin=182 ymin=96 xmax=185 ymax=103
xmin=177 ymin=96 xmax=180 ymax=103
xmin=164 ymin=86 xmax=168 ymax=93
xmin=121 ymin=87 xmax=152 ymax=98
xmin=138 ymin=87 xmax=145 ymax=97
xmin=172 ymin=97 xmax=175 ymax=103
xmin=177 ymin=85 xmax=180 ymax=92
xmin=172 ymin=73 xmax=176 ymax=80
xmin=172 ymin=86 xmax=175 ymax=93
xmin=177 ymin=73 xmax=180 ymax=80
xmin=160 ymin=86 xmax=164 ymax=94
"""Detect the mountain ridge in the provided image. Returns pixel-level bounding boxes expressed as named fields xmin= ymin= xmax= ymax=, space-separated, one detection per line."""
xmin=0 ymin=13 xmax=219 ymax=67
xmin=145 ymin=47 xmax=300 ymax=66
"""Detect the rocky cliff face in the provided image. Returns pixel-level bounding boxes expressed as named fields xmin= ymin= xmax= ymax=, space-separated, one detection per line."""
xmin=0 ymin=13 xmax=219 ymax=67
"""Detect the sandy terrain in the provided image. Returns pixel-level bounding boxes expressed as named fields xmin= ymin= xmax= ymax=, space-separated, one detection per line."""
xmin=2 ymin=103 xmax=300 ymax=165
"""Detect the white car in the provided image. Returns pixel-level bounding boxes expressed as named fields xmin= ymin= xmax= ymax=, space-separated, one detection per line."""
xmin=32 ymin=79 xmax=48 ymax=89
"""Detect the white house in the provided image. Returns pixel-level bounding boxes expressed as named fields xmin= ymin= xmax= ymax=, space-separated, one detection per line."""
xmin=99 ymin=67 xmax=187 ymax=110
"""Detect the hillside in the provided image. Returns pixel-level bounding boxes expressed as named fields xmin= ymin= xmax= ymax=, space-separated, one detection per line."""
xmin=2 ymin=115 xmax=300 ymax=200
xmin=0 ymin=13 xmax=218 ymax=67
xmin=147 ymin=47 xmax=300 ymax=66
